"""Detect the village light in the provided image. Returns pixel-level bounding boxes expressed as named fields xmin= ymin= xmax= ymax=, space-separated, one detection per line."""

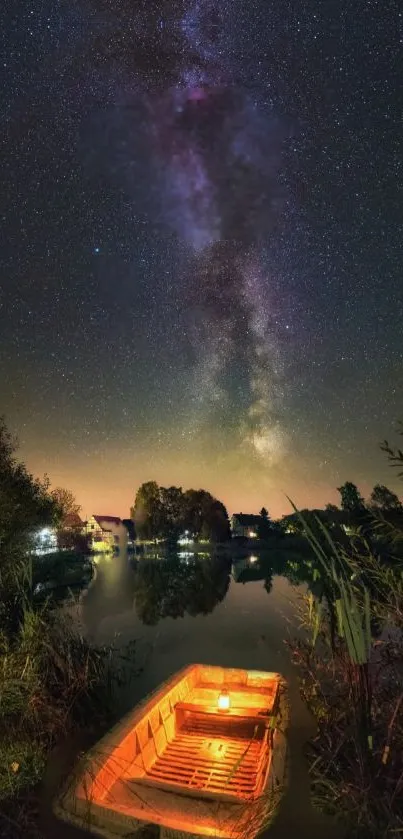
xmin=249 ymin=555 xmax=258 ymax=564
xmin=218 ymin=689 xmax=230 ymax=711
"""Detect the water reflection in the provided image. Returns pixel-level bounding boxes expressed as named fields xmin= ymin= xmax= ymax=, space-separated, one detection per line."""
xmin=80 ymin=546 xmax=322 ymax=635
xmin=231 ymin=548 xmax=323 ymax=592
xmin=132 ymin=554 xmax=231 ymax=625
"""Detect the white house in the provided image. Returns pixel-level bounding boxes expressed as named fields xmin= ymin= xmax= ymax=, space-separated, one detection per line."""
xmin=84 ymin=515 xmax=128 ymax=553
xmin=231 ymin=513 xmax=262 ymax=539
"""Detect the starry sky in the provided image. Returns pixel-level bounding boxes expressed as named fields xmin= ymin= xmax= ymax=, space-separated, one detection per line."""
xmin=1 ymin=0 xmax=402 ymax=519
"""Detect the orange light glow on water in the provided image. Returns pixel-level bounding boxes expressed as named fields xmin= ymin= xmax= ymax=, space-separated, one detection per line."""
xmin=218 ymin=689 xmax=230 ymax=710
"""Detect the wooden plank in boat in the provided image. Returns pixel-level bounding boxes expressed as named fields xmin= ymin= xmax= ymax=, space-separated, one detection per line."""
xmin=175 ymin=701 xmax=272 ymax=722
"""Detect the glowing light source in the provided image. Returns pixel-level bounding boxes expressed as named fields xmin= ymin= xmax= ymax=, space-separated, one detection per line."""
xmin=249 ymin=555 xmax=258 ymax=564
xmin=248 ymin=530 xmax=257 ymax=538
xmin=217 ymin=689 xmax=230 ymax=711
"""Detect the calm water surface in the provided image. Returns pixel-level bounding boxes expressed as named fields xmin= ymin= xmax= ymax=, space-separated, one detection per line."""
xmin=54 ymin=551 xmax=338 ymax=839
xmin=81 ymin=552 xmax=300 ymax=688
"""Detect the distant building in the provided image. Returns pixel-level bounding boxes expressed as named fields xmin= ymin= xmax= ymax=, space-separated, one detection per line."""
xmin=231 ymin=514 xmax=262 ymax=539
xmin=84 ymin=515 xmax=128 ymax=553
xmin=62 ymin=512 xmax=84 ymax=531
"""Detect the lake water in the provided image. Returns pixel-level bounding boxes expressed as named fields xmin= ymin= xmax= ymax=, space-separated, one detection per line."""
xmin=54 ymin=551 xmax=339 ymax=839
xmin=80 ymin=552 xmax=300 ymax=697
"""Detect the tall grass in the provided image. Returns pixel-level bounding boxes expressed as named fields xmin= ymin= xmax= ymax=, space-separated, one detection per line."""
xmin=288 ymin=502 xmax=403 ymax=837
xmin=0 ymin=589 xmax=136 ymax=838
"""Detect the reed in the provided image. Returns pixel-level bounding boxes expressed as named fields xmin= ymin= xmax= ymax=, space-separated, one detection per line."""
xmin=288 ymin=502 xmax=403 ymax=836
xmin=0 ymin=590 xmax=136 ymax=838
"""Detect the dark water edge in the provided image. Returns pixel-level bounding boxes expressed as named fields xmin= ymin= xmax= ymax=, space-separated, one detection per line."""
xmin=40 ymin=551 xmax=342 ymax=839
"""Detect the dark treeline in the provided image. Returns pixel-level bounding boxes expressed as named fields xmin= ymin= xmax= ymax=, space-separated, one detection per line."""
xmin=131 ymin=481 xmax=231 ymax=543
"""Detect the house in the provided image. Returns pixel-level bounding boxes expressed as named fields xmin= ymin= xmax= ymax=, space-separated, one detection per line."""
xmin=84 ymin=516 xmax=128 ymax=553
xmin=62 ymin=512 xmax=84 ymax=531
xmin=231 ymin=514 xmax=262 ymax=539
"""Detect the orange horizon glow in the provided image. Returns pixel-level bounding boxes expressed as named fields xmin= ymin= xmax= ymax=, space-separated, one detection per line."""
xmin=19 ymin=430 xmax=401 ymax=524
xmin=22 ymin=451 xmax=344 ymax=520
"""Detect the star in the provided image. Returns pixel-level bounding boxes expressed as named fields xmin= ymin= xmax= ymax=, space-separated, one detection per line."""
xmin=0 ymin=0 xmax=401 ymax=518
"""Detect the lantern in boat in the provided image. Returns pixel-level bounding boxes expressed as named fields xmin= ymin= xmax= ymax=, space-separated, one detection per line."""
xmin=217 ymin=688 xmax=230 ymax=710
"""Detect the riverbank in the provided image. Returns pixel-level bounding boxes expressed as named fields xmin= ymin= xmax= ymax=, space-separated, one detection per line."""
xmin=32 ymin=551 xmax=94 ymax=601
xmin=0 ymin=591 xmax=136 ymax=839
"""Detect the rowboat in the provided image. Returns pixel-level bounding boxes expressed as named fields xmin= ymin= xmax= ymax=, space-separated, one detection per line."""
xmin=55 ymin=664 xmax=286 ymax=839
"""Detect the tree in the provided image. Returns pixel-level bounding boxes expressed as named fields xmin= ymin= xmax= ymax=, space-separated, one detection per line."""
xmin=132 ymin=482 xmax=230 ymax=544
xmin=337 ymin=482 xmax=365 ymax=513
xmin=370 ymin=484 xmax=402 ymax=512
xmin=258 ymin=507 xmax=272 ymax=540
xmin=51 ymin=487 xmax=81 ymax=524
xmin=159 ymin=486 xmax=184 ymax=541
xmin=57 ymin=530 xmax=91 ymax=553
xmin=324 ymin=503 xmax=343 ymax=528
xmin=184 ymin=489 xmax=230 ymax=543
xmin=183 ymin=489 xmax=208 ymax=538
xmin=325 ymin=503 xmax=339 ymax=515
xmin=0 ymin=417 xmax=58 ymax=634
xmin=131 ymin=481 xmax=164 ymax=541
xmin=200 ymin=498 xmax=231 ymax=543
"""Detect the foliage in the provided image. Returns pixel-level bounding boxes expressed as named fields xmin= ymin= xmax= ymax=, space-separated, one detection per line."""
xmin=131 ymin=482 xmax=231 ymax=543
xmin=337 ymin=481 xmax=365 ymax=513
xmin=381 ymin=423 xmax=403 ymax=477
xmin=0 ymin=418 xmax=59 ymax=636
xmin=32 ymin=551 xmax=93 ymax=595
xmin=56 ymin=528 xmax=91 ymax=553
xmin=160 ymin=486 xmax=185 ymax=541
xmin=257 ymin=507 xmax=272 ymax=540
xmin=131 ymin=481 xmax=165 ymax=540
xmin=287 ymin=446 xmax=403 ymax=837
xmin=0 ymin=419 xmax=135 ymax=837
xmin=325 ymin=503 xmax=339 ymax=515
xmin=369 ymin=482 xmax=402 ymax=512
xmin=0 ymin=603 xmax=135 ymax=838
xmin=279 ymin=507 xmax=346 ymax=539
xmin=50 ymin=487 xmax=81 ymax=523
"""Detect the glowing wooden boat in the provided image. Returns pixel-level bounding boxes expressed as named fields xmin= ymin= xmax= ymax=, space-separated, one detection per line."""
xmin=55 ymin=664 xmax=286 ymax=839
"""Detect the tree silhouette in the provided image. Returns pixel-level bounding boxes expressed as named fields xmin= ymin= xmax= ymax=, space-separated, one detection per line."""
xmin=0 ymin=418 xmax=58 ymax=635
xmin=337 ymin=481 xmax=365 ymax=513
xmin=370 ymin=484 xmax=402 ymax=512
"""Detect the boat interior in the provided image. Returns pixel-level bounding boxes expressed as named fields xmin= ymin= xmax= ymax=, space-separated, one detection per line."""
xmin=90 ymin=665 xmax=280 ymax=806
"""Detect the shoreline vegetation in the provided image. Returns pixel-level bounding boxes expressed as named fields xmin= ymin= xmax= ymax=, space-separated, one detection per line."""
xmin=0 ymin=419 xmax=136 ymax=838
xmin=1 ymin=414 xmax=403 ymax=837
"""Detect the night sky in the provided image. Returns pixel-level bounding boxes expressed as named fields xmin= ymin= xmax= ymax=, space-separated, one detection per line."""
xmin=1 ymin=1 xmax=402 ymax=518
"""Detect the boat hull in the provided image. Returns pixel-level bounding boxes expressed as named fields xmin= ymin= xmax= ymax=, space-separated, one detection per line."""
xmin=54 ymin=664 xmax=287 ymax=839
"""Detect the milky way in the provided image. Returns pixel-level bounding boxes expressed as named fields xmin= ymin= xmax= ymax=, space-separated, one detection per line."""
xmin=146 ymin=1 xmax=287 ymax=463
xmin=2 ymin=0 xmax=402 ymax=517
